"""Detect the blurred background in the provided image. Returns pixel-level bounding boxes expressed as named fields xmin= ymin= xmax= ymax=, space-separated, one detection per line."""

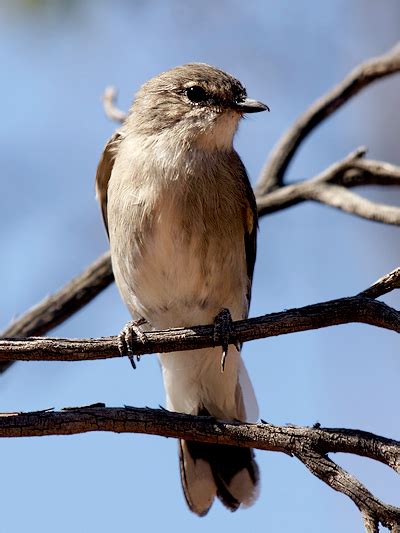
xmin=0 ymin=1 xmax=399 ymax=531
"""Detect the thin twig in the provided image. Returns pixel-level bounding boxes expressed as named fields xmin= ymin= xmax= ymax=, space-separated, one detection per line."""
xmin=360 ymin=267 xmax=400 ymax=299
xmin=257 ymin=42 xmax=400 ymax=194
xmin=102 ymin=86 xmax=127 ymax=123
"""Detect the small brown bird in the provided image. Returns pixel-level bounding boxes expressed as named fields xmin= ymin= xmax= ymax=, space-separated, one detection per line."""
xmin=96 ymin=63 xmax=268 ymax=516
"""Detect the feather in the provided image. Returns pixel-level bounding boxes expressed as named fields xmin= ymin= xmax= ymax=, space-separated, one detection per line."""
xmin=95 ymin=130 xmax=124 ymax=236
xmin=180 ymin=407 xmax=259 ymax=514
xmin=97 ymin=63 xmax=265 ymax=515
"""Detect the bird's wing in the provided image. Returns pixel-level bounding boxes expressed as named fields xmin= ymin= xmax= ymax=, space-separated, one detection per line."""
xmin=237 ymin=165 xmax=259 ymax=422
xmin=241 ymin=165 xmax=258 ymax=311
xmin=95 ymin=130 xmax=124 ymax=237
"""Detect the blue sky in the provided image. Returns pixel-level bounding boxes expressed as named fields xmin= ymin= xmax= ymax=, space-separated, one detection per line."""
xmin=0 ymin=1 xmax=399 ymax=531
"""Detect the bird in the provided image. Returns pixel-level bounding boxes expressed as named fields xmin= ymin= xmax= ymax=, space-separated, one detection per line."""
xmin=95 ymin=63 xmax=268 ymax=516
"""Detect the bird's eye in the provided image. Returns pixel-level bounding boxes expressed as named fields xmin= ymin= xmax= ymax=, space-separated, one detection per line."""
xmin=185 ymin=86 xmax=207 ymax=104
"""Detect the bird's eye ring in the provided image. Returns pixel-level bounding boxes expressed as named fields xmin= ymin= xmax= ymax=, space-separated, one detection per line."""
xmin=184 ymin=86 xmax=207 ymax=104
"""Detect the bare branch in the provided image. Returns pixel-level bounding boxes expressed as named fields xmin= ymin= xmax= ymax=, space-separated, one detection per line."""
xmin=338 ymin=158 xmax=400 ymax=188
xmin=0 ymin=406 xmax=398 ymax=469
xmin=256 ymin=149 xmax=400 ymax=224
xmin=0 ymin=291 xmax=398 ymax=362
xmin=1 ymin=406 xmax=399 ymax=529
xmin=360 ymin=267 xmax=400 ymax=299
xmin=257 ymin=42 xmax=400 ymax=194
xmin=297 ymin=450 xmax=400 ymax=531
xmin=0 ymin=252 xmax=113 ymax=373
xmin=306 ymin=183 xmax=400 ymax=225
xmin=362 ymin=512 xmax=379 ymax=533
xmin=102 ymin=86 xmax=127 ymax=123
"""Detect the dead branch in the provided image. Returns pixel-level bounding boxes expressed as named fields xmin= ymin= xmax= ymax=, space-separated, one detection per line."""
xmin=256 ymin=148 xmax=400 ymax=225
xmin=1 ymin=406 xmax=399 ymax=529
xmin=0 ymin=295 xmax=398 ymax=362
xmin=0 ymin=406 xmax=398 ymax=470
xmin=306 ymin=183 xmax=400 ymax=225
xmin=0 ymin=267 xmax=398 ymax=362
xmin=297 ymin=450 xmax=400 ymax=531
xmin=360 ymin=267 xmax=400 ymax=299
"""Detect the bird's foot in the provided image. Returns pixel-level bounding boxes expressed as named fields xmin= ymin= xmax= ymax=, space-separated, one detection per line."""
xmin=118 ymin=318 xmax=148 ymax=370
xmin=213 ymin=308 xmax=239 ymax=373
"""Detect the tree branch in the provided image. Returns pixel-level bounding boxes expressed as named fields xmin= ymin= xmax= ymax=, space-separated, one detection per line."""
xmin=0 ymin=268 xmax=398 ymax=362
xmin=256 ymin=42 xmax=400 ymax=194
xmin=1 ymin=406 xmax=399 ymax=530
xmin=362 ymin=512 xmax=380 ymax=533
xmin=297 ymin=449 xmax=400 ymax=531
xmin=256 ymin=148 xmax=400 ymax=225
xmin=0 ymin=406 xmax=398 ymax=469
xmin=306 ymin=183 xmax=400 ymax=225
xmin=360 ymin=267 xmax=400 ymax=299
xmin=0 ymin=252 xmax=113 ymax=373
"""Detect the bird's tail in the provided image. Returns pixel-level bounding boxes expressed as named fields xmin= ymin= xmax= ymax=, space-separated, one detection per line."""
xmin=179 ymin=438 xmax=259 ymax=516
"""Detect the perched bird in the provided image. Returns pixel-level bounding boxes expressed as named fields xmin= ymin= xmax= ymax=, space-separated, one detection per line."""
xmin=95 ymin=63 xmax=268 ymax=516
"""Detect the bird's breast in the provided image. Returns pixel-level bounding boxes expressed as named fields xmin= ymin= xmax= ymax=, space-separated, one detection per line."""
xmin=109 ymin=173 xmax=249 ymax=330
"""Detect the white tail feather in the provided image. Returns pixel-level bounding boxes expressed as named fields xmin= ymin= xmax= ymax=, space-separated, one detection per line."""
xmin=239 ymin=358 xmax=259 ymax=422
xmin=228 ymin=468 xmax=260 ymax=508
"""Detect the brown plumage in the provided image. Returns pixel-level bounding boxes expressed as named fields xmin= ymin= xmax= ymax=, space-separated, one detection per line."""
xmin=95 ymin=63 xmax=267 ymax=515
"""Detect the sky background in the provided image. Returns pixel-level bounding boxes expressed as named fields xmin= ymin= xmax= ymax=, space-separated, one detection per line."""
xmin=0 ymin=1 xmax=399 ymax=532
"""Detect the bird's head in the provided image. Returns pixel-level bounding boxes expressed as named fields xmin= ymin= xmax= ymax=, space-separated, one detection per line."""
xmin=128 ymin=63 xmax=268 ymax=150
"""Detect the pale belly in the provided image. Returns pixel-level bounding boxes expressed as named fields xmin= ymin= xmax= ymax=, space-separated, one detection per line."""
xmin=106 ymin=145 xmax=258 ymax=421
xmin=110 ymin=208 xmax=255 ymax=420
xmin=111 ymin=203 xmax=249 ymax=331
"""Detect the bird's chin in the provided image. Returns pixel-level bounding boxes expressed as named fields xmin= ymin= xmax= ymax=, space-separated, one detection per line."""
xmin=194 ymin=111 xmax=240 ymax=151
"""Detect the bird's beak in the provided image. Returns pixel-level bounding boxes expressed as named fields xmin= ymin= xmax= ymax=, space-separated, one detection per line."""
xmin=235 ymin=98 xmax=269 ymax=113
xmin=235 ymin=98 xmax=270 ymax=113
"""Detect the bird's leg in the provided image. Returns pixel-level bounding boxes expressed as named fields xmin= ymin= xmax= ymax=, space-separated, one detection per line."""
xmin=213 ymin=308 xmax=239 ymax=373
xmin=118 ymin=317 xmax=148 ymax=370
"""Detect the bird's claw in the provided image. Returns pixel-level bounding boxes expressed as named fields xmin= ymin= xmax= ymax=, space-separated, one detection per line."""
xmin=213 ymin=308 xmax=237 ymax=373
xmin=118 ymin=318 xmax=148 ymax=370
